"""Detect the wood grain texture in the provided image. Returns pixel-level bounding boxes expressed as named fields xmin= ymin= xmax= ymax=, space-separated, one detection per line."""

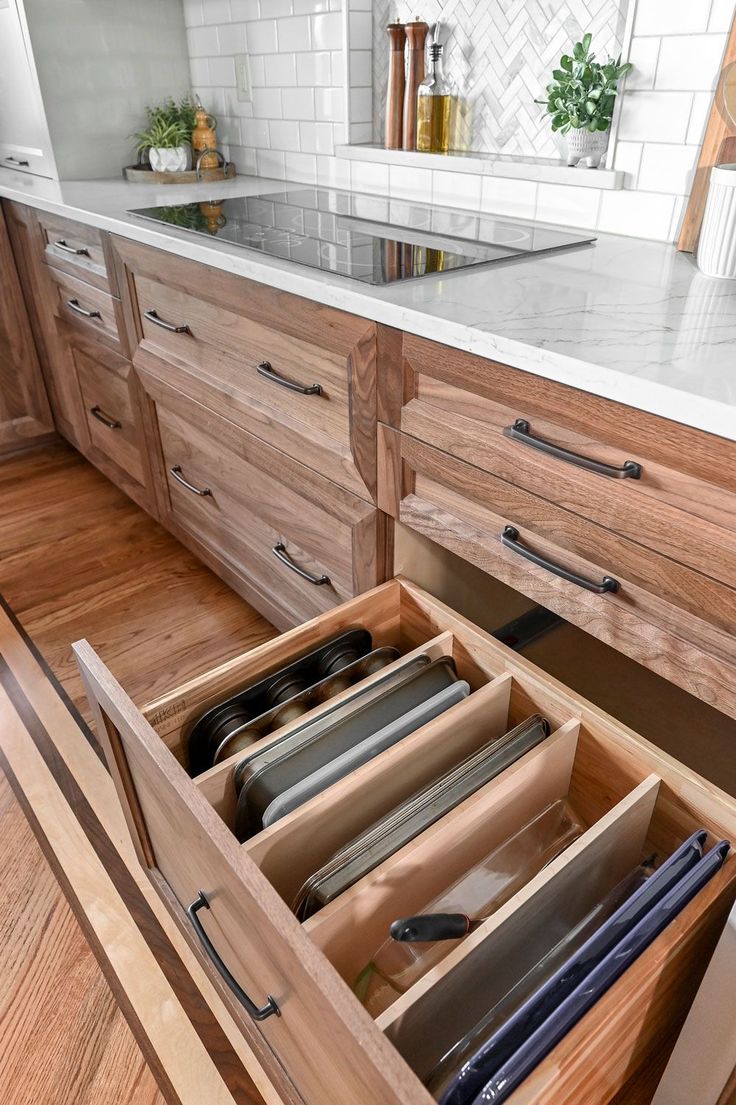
xmin=678 ymin=12 xmax=736 ymax=252
xmin=385 ymin=23 xmax=407 ymax=149
xmin=113 ymin=236 xmax=378 ymax=503
xmin=0 ymin=769 xmax=167 ymax=1105
xmin=0 ymin=205 xmax=54 ymax=457
xmin=0 ymin=443 xmax=277 ymax=722
xmin=2 ymin=200 xmax=87 ymax=448
xmin=47 ymin=265 xmax=128 ymax=356
xmin=35 ymin=208 xmax=116 ymax=294
xmin=385 ymin=426 xmax=736 ymax=719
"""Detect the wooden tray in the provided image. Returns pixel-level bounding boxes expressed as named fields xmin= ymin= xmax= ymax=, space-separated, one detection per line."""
xmin=122 ymin=162 xmax=236 ymax=185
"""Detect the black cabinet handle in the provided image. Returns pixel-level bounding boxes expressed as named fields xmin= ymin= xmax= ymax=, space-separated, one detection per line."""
xmin=504 ymin=419 xmax=641 ymax=480
xmin=67 ymin=298 xmax=102 ymax=320
xmin=54 ymin=239 xmax=90 ymax=257
xmin=144 ymin=309 xmax=191 ymax=334
xmin=257 ymin=361 xmax=322 ymax=396
xmin=170 ymin=465 xmax=212 ymax=497
xmin=272 ymin=542 xmax=329 ymax=585
xmin=502 ymin=525 xmax=619 ymax=594
xmin=5 ymin=156 xmax=29 ymax=166
xmin=90 ymin=405 xmax=121 ymax=430
xmin=187 ymin=892 xmax=279 ymax=1022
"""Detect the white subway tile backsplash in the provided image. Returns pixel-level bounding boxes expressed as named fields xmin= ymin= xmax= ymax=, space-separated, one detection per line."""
xmin=296 ymin=50 xmax=332 ymax=85
xmin=625 ymin=37 xmax=660 ymax=91
xmin=598 ymin=189 xmax=676 ymax=239
xmin=184 ymin=0 xmax=726 ymax=243
xmin=618 ymin=91 xmax=693 ymax=143
xmin=634 ymin=0 xmax=711 ymax=36
xmin=536 ymin=183 xmax=602 ymax=230
xmin=311 ymin=12 xmax=342 ymax=50
xmin=655 ymin=34 xmax=727 ymax=91
xmin=283 ymin=85 xmax=316 ymax=119
xmin=278 ymin=15 xmax=311 ymax=51
xmin=480 ymin=177 xmax=538 ymax=220
xmin=638 ymin=142 xmax=698 ymax=194
xmin=432 ymin=170 xmax=482 ymax=209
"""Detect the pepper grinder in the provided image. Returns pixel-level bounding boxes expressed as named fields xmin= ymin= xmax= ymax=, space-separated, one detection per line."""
xmin=403 ymin=18 xmax=429 ymax=151
xmin=385 ymin=22 xmax=406 ymax=150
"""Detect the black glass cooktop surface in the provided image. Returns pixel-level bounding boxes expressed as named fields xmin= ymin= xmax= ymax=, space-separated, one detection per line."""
xmin=130 ymin=187 xmax=595 ymax=285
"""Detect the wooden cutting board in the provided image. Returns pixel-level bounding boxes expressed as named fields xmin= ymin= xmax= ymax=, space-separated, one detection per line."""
xmin=678 ymin=11 xmax=736 ymax=252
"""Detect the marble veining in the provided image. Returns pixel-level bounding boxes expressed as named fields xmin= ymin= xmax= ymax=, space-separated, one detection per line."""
xmin=1 ymin=167 xmax=735 ymax=442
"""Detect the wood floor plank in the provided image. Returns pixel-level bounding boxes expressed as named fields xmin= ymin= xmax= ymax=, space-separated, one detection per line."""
xmin=0 ymin=441 xmax=281 ymax=1104
xmin=0 ymin=770 xmax=166 ymax=1105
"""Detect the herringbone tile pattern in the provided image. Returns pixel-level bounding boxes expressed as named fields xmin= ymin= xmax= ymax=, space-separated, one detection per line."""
xmin=372 ymin=0 xmax=630 ymax=156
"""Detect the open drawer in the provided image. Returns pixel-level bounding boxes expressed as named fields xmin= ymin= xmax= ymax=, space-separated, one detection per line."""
xmin=74 ymin=579 xmax=736 ymax=1105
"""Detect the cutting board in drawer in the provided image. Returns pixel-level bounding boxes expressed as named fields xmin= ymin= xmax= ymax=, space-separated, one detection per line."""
xmin=74 ymin=579 xmax=736 ymax=1105
xmin=139 ymin=370 xmax=387 ymax=630
xmin=113 ymin=236 xmax=378 ymax=503
xmin=379 ymin=426 xmax=736 ymax=720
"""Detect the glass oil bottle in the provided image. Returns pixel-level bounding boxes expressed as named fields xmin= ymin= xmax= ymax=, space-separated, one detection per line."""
xmin=416 ymin=41 xmax=453 ymax=153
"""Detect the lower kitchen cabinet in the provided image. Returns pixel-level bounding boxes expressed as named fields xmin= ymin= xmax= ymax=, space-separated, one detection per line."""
xmin=138 ymin=368 xmax=389 ymax=630
xmin=75 ymin=578 xmax=736 ymax=1105
xmin=0 ymin=204 xmax=54 ymax=455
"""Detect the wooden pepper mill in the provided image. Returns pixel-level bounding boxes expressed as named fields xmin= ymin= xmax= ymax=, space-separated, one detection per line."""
xmin=385 ymin=22 xmax=406 ymax=150
xmin=403 ymin=19 xmax=429 ymax=151
xmin=192 ymin=104 xmax=219 ymax=171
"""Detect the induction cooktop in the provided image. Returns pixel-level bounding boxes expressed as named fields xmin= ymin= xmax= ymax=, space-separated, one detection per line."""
xmin=130 ymin=187 xmax=595 ymax=286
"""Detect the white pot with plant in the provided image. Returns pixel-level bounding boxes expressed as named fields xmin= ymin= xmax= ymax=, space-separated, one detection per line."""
xmin=537 ymin=34 xmax=632 ymax=168
xmin=134 ymin=96 xmax=196 ymax=173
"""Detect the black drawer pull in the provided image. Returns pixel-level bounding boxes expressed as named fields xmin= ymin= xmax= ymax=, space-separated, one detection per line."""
xmin=187 ymin=892 xmax=279 ymax=1022
xmin=144 ymin=309 xmax=191 ymax=335
xmin=257 ymin=361 xmax=322 ymax=396
xmin=504 ymin=419 xmax=641 ymax=480
xmin=502 ymin=525 xmax=619 ymax=594
xmin=90 ymin=405 xmax=121 ymax=430
xmin=5 ymin=156 xmax=29 ymax=166
xmin=67 ymin=298 xmax=102 ymax=320
xmin=55 ymin=239 xmax=90 ymax=257
xmin=272 ymin=542 xmax=330 ymax=586
xmin=170 ymin=465 xmax=212 ymax=497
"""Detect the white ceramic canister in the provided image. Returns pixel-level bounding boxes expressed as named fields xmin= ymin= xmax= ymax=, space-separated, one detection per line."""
xmin=697 ymin=163 xmax=736 ymax=279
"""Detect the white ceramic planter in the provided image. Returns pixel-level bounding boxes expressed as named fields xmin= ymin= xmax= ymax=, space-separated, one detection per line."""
xmin=697 ymin=164 xmax=736 ymax=279
xmin=149 ymin=145 xmax=191 ymax=173
xmin=566 ymin=127 xmax=609 ymax=169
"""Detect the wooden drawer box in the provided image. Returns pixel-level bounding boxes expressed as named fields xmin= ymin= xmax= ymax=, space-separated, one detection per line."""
xmin=113 ymin=236 xmax=377 ymax=503
xmin=57 ymin=320 xmax=152 ymax=512
xmin=139 ymin=371 xmax=386 ymax=630
xmin=389 ymin=334 xmax=736 ymax=583
xmin=380 ymin=426 xmax=736 ymax=719
xmin=47 ymin=266 xmax=127 ymax=355
xmin=36 ymin=209 xmax=116 ymax=294
xmin=75 ymin=579 xmax=736 ymax=1105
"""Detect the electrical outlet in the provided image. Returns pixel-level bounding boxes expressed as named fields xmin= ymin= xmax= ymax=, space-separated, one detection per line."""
xmin=235 ymin=53 xmax=252 ymax=103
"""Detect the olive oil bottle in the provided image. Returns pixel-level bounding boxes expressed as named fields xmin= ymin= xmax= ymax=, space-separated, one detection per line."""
xmin=416 ymin=42 xmax=452 ymax=153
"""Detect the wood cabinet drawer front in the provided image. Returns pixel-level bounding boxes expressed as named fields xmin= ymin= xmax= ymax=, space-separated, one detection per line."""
xmin=75 ymin=579 xmax=736 ymax=1105
xmin=383 ymin=428 xmax=736 ymax=719
xmin=37 ymin=210 xmax=114 ymax=293
xmin=48 ymin=268 xmax=127 ymax=354
xmin=73 ymin=345 xmax=146 ymax=488
xmin=147 ymin=383 xmax=382 ymax=629
xmin=396 ymin=335 xmax=736 ymax=578
xmin=113 ymin=235 xmax=377 ymax=501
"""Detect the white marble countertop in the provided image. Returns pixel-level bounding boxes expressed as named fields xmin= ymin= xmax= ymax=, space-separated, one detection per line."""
xmin=2 ymin=167 xmax=735 ymax=442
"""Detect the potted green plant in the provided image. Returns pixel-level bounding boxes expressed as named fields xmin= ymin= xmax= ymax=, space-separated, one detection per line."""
xmin=134 ymin=96 xmax=197 ymax=173
xmin=537 ymin=34 xmax=632 ymax=168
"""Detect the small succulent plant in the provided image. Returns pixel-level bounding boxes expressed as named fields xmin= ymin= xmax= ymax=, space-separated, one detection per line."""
xmin=537 ymin=34 xmax=632 ymax=134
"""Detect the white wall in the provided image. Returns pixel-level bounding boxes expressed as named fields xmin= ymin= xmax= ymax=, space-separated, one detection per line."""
xmin=185 ymin=0 xmax=733 ymax=242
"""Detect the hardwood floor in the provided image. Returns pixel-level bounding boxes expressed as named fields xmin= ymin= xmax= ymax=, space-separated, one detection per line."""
xmin=0 ymin=441 xmax=279 ymax=1104
xmin=0 ymin=442 xmax=277 ymax=717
